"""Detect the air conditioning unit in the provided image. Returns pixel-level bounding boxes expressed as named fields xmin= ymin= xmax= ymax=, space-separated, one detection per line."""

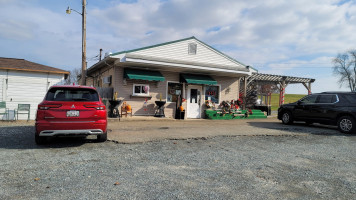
xmin=104 ymin=52 xmax=112 ymax=58
xmin=103 ymin=76 xmax=112 ymax=84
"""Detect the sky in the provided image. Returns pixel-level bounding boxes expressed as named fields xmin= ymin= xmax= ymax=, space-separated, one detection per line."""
xmin=0 ymin=0 xmax=355 ymax=94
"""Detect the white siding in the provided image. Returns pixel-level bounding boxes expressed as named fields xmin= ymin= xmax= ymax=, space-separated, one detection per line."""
xmin=0 ymin=70 xmax=5 ymax=101
xmin=133 ymin=38 xmax=244 ymax=68
xmin=0 ymin=79 xmax=3 ymax=101
xmin=0 ymin=70 xmax=64 ymax=120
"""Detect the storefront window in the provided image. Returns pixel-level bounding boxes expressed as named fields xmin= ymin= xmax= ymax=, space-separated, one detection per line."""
xmin=133 ymin=84 xmax=149 ymax=96
xmin=167 ymin=82 xmax=183 ymax=102
xmin=205 ymin=85 xmax=219 ymax=103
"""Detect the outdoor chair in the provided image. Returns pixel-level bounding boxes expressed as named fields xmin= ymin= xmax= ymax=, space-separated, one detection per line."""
xmin=16 ymin=104 xmax=30 ymax=121
xmin=0 ymin=101 xmax=9 ymax=120
xmin=121 ymin=102 xmax=133 ymax=117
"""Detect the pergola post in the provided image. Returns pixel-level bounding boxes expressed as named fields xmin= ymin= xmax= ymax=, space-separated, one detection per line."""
xmin=279 ymin=80 xmax=287 ymax=106
xmin=302 ymin=82 xmax=312 ymax=95
xmin=244 ymin=73 xmax=314 ymax=108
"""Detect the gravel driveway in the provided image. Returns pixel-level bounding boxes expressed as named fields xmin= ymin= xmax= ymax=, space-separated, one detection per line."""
xmin=0 ymin=120 xmax=355 ymax=199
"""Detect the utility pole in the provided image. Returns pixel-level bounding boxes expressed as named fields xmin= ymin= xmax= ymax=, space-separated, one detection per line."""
xmin=81 ymin=0 xmax=87 ymax=86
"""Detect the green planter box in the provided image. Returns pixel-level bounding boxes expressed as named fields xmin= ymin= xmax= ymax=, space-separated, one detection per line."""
xmin=205 ymin=109 xmax=267 ymax=120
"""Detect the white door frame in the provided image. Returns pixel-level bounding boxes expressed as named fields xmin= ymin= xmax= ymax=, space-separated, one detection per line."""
xmin=187 ymin=85 xmax=202 ymax=118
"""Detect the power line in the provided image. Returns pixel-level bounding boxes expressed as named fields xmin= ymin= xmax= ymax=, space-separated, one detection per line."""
xmin=252 ymin=63 xmax=331 ymax=65
xmin=258 ymin=66 xmax=333 ymax=69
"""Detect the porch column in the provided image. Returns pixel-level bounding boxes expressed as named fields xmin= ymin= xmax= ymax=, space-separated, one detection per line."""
xmin=243 ymin=76 xmax=247 ymax=110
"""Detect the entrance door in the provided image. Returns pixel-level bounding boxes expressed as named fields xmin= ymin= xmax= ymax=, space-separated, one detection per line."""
xmin=187 ymin=85 xmax=202 ymax=118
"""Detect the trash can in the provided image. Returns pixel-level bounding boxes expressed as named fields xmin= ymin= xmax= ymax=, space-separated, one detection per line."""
xmin=175 ymin=109 xmax=185 ymax=120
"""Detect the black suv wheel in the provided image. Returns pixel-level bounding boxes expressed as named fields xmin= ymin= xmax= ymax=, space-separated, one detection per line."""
xmin=337 ymin=116 xmax=355 ymax=134
xmin=282 ymin=111 xmax=293 ymax=125
xmin=35 ymin=134 xmax=47 ymax=145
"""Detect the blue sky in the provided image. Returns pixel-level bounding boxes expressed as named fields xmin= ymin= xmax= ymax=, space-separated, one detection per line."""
xmin=1 ymin=0 xmax=355 ymax=94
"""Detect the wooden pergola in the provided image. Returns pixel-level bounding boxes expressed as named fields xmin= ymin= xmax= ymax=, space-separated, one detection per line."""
xmin=241 ymin=73 xmax=315 ymax=108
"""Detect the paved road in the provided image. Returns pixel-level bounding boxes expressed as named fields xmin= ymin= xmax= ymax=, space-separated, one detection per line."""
xmin=0 ymin=119 xmax=355 ymax=199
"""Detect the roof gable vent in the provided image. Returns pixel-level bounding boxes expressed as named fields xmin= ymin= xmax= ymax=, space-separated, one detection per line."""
xmin=188 ymin=43 xmax=197 ymax=55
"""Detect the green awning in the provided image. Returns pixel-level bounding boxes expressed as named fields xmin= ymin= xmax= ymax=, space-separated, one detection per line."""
xmin=124 ymin=68 xmax=165 ymax=81
xmin=180 ymin=74 xmax=217 ymax=85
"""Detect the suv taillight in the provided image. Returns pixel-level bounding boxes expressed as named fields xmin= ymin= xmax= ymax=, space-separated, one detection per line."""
xmin=84 ymin=104 xmax=106 ymax=110
xmin=38 ymin=104 xmax=62 ymax=110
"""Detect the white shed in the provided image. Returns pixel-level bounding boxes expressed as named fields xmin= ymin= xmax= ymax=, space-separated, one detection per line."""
xmin=0 ymin=57 xmax=69 ymax=120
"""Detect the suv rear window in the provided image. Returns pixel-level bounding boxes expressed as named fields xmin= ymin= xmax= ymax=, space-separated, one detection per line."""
xmin=46 ymin=88 xmax=99 ymax=101
xmin=318 ymin=94 xmax=337 ymax=103
xmin=342 ymin=94 xmax=356 ymax=104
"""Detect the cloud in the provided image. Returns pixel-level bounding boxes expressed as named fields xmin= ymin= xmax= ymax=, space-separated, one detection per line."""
xmin=90 ymin=0 xmax=356 ymax=58
xmin=0 ymin=20 xmax=35 ymax=40
xmin=0 ymin=0 xmax=83 ymax=69
xmin=1 ymin=0 xmax=356 ymax=93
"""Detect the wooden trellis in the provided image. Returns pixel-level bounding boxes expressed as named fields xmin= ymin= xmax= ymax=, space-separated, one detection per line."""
xmin=240 ymin=73 xmax=315 ymax=107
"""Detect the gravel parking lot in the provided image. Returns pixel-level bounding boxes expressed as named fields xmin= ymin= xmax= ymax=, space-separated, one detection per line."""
xmin=0 ymin=119 xmax=355 ymax=199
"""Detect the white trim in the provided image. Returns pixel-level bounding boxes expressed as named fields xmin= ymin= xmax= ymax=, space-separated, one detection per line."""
xmin=125 ymin=57 xmax=252 ymax=76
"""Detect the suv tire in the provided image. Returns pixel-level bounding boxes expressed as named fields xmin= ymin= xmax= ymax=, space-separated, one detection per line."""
xmin=305 ymin=121 xmax=313 ymax=125
xmin=337 ymin=116 xmax=356 ymax=134
xmin=282 ymin=111 xmax=293 ymax=125
xmin=35 ymin=134 xmax=47 ymax=145
xmin=97 ymin=132 xmax=107 ymax=142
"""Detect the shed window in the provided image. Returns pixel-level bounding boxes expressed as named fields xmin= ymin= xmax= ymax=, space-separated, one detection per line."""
xmin=188 ymin=43 xmax=197 ymax=55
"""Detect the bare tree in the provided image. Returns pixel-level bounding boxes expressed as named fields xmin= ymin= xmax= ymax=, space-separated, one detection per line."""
xmin=64 ymin=68 xmax=81 ymax=85
xmin=333 ymin=50 xmax=356 ymax=91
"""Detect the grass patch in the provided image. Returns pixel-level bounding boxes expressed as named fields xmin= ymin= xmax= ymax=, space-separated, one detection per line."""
xmin=269 ymin=93 xmax=305 ymax=111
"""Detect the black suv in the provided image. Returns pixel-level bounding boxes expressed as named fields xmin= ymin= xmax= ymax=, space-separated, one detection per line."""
xmin=278 ymin=92 xmax=356 ymax=134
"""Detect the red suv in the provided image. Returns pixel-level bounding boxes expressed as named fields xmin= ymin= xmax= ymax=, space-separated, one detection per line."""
xmin=35 ymin=85 xmax=107 ymax=144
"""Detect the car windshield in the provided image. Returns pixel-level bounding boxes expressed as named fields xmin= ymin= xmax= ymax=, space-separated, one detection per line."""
xmin=46 ymin=88 xmax=99 ymax=101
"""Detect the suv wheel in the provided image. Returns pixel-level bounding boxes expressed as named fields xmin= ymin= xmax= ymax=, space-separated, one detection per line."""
xmin=337 ymin=116 xmax=355 ymax=134
xmin=282 ymin=111 xmax=293 ymax=125
xmin=35 ymin=134 xmax=47 ymax=145
xmin=305 ymin=121 xmax=313 ymax=125
xmin=97 ymin=132 xmax=107 ymax=142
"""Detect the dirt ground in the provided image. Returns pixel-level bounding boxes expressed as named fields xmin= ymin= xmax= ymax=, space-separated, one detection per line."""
xmin=0 ymin=116 xmax=342 ymax=143
xmin=107 ymin=116 xmax=341 ymax=143
xmin=1 ymin=116 xmax=355 ymax=199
